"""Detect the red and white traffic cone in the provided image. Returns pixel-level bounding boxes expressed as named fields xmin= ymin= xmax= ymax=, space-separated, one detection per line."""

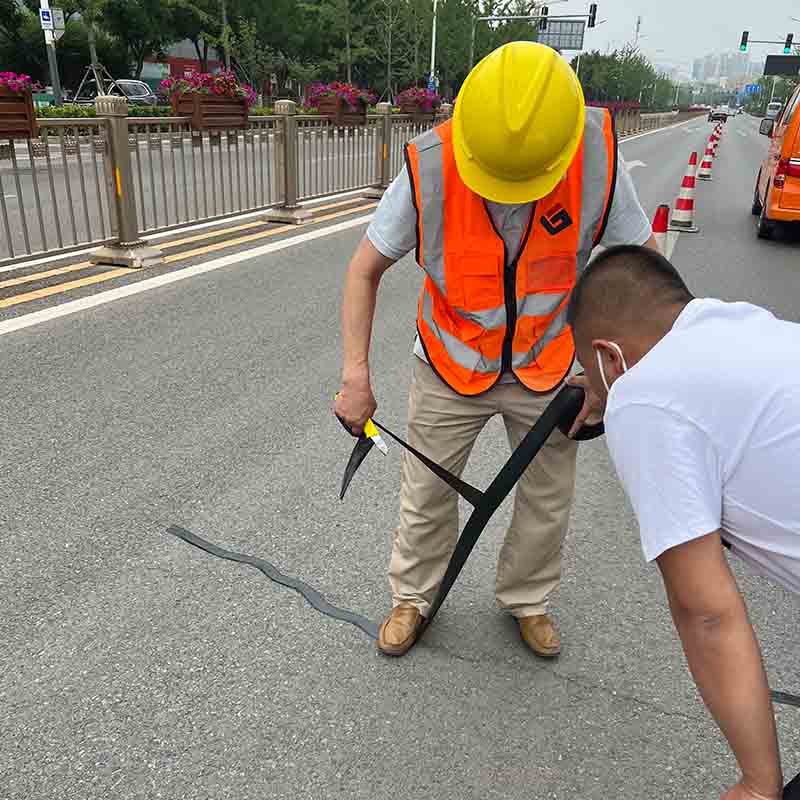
xmin=697 ymin=140 xmax=714 ymax=181
xmin=671 ymin=151 xmax=699 ymax=232
xmin=652 ymin=204 xmax=669 ymax=254
xmin=652 ymin=203 xmax=680 ymax=259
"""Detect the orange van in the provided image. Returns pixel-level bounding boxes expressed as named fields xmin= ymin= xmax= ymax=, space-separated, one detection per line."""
xmin=754 ymin=84 xmax=800 ymax=239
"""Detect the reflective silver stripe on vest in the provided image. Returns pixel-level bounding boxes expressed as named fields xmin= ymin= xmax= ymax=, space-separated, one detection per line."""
xmin=517 ymin=291 xmax=568 ymax=322
xmin=412 ymin=128 xmax=447 ymax=295
xmin=577 ymin=107 xmax=614 ymax=274
xmin=512 ymin=307 xmax=569 ymax=369
xmin=422 ymin=288 xmax=502 ymax=374
xmin=453 ymin=304 xmax=506 ymax=329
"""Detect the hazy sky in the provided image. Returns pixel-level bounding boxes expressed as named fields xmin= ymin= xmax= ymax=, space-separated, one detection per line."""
xmin=556 ymin=0 xmax=799 ymax=67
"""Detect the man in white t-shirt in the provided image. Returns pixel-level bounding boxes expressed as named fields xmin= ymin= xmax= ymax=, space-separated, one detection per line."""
xmin=567 ymin=244 xmax=800 ymax=800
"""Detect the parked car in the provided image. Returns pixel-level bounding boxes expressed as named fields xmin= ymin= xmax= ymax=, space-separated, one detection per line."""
xmin=69 ymin=79 xmax=159 ymax=107
xmin=753 ymin=84 xmax=800 ymax=239
xmin=766 ymin=101 xmax=783 ymax=120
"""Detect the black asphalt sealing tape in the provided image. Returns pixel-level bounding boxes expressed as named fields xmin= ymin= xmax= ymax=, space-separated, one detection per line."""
xmin=167 ymin=525 xmax=380 ymax=640
xmin=168 ymin=385 xmax=800 ymax=713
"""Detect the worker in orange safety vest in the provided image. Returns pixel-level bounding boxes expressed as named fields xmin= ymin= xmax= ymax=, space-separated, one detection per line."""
xmin=335 ymin=41 xmax=660 ymax=657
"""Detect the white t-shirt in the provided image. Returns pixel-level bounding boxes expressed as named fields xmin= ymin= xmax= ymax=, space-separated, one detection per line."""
xmin=605 ymin=298 xmax=800 ymax=595
xmin=367 ymin=158 xmax=652 ymax=379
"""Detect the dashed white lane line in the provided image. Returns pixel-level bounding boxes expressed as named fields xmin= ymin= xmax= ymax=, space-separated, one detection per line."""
xmin=0 ymin=214 xmax=374 ymax=338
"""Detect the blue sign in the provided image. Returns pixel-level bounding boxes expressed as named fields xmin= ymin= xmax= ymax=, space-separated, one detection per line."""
xmin=427 ymin=75 xmax=436 ymax=92
xmin=39 ymin=8 xmax=53 ymax=28
xmin=746 ymin=83 xmax=762 ymax=95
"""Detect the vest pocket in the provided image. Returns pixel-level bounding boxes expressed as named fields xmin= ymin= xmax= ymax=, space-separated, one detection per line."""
xmin=524 ymin=253 xmax=576 ymax=293
xmin=455 ymin=253 xmax=504 ymax=310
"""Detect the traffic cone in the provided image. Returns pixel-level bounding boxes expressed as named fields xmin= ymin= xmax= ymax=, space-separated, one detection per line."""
xmin=671 ymin=152 xmax=699 ymax=231
xmin=652 ymin=204 xmax=669 ymax=254
xmin=698 ymin=140 xmax=714 ymax=181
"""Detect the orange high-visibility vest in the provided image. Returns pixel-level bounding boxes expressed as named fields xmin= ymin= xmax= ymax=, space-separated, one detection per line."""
xmin=405 ymin=108 xmax=617 ymax=396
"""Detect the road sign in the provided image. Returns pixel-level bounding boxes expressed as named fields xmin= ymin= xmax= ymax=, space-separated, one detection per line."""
xmin=39 ymin=8 xmax=53 ymax=29
xmin=745 ymin=83 xmax=761 ymax=95
xmin=537 ymin=19 xmax=586 ymax=52
xmin=764 ymin=55 xmax=800 ymax=76
xmin=51 ymin=7 xmax=65 ymax=40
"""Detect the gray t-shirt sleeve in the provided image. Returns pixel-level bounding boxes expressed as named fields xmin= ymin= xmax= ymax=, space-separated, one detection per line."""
xmin=366 ymin=166 xmax=418 ymax=261
xmin=599 ymin=154 xmax=652 ymax=248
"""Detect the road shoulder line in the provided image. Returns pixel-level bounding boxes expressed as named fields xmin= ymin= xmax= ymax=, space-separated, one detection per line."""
xmin=0 ymin=214 xmax=374 ymax=338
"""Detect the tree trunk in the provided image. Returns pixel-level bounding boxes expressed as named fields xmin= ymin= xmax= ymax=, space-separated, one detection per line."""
xmin=201 ymin=40 xmax=209 ymax=73
xmin=346 ymin=29 xmax=352 ymax=84
xmin=135 ymin=47 xmax=145 ymax=79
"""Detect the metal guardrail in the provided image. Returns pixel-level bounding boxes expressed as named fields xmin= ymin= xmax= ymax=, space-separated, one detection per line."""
xmin=0 ymin=99 xmax=446 ymax=267
xmin=0 ymin=118 xmax=114 ymax=263
xmin=0 ymin=99 xmax=697 ymax=269
xmin=127 ymin=116 xmax=282 ymax=236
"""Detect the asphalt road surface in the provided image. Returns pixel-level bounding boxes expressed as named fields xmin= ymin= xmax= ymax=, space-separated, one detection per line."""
xmin=1 ymin=113 xmax=798 ymax=800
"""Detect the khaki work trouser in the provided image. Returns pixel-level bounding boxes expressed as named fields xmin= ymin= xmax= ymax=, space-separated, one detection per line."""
xmin=389 ymin=359 xmax=578 ymax=619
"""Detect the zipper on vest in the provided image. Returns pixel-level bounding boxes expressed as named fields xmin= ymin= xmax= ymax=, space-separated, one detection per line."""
xmin=483 ymin=202 xmax=537 ymax=374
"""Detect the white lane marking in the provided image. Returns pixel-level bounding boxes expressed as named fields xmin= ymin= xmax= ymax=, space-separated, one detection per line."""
xmin=3 ymin=194 xmax=16 ymax=200
xmin=620 ymin=116 xmax=698 ymax=144
xmin=0 ymin=187 xmax=369 ymax=273
xmin=623 ymin=159 xmax=647 ymax=170
xmin=738 ymin=130 xmax=748 ymax=137
xmin=0 ymin=214 xmax=374 ymax=337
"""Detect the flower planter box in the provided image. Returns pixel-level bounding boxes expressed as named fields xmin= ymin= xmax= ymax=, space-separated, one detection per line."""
xmin=171 ymin=93 xmax=249 ymax=132
xmin=0 ymin=88 xmax=38 ymax=139
xmin=398 ymin=100 xmax=437 ymax=123
xmin=316 ymin=95 xmax=367 ymax=126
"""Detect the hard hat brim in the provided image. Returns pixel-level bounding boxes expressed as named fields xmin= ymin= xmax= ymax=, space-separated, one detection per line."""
xmin=452 ymin=100 xmax=586 ymax=204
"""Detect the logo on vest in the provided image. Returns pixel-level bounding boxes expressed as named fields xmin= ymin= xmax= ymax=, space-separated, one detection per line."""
xmin=540 ymin=204 xmax=574 ymax=236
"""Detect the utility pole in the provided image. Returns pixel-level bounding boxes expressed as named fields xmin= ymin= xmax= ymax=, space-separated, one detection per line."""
xmin=429 ymin=0 xmax=438 ymax=91
xmin=39 ymin=0 xmax=63 ymax=104
xmin=221 ymin=0 xmax=231 ymax=70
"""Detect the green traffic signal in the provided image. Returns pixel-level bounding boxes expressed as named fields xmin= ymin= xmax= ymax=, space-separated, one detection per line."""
xmin=740 ymin=30 xmax=749 ymax=52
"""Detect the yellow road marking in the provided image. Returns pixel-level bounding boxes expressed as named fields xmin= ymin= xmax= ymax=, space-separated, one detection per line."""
xmin=0 ymin=268 xmax=134 ymax=309
xmin=1 ymin=200 xmax=377 ymax=307
xmin=163 ymin=202 xmax=377 ymax=264
xmin=302 ymin=195 xmax=370 ymax=214
xmin=0 ymin=261 xmax=96 ymax=290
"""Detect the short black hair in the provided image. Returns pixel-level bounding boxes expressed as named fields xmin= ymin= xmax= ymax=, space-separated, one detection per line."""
xmin=567 ymin=245 xmax=694 ymax=334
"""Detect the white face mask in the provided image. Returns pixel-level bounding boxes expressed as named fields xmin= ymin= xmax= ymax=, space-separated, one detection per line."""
xmin=596 ymin=342 xmax=629 ymax=393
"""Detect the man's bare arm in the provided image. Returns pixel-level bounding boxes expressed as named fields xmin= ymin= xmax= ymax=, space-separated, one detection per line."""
xmin=657 ymin=532 xmax=782 ymax=798
xmin=335 ymin=236 xmax=395 ymax=434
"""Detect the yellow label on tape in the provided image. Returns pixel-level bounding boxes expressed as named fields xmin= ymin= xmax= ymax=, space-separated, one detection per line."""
xmin=363 ymin=419 xmax=379 ymax=438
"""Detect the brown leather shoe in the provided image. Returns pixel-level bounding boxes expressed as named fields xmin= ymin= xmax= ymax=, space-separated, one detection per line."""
xmin=518 ymin=614 xmax=561 ymax=658
xmin=377 ymin=603 xmax=424 ymax=656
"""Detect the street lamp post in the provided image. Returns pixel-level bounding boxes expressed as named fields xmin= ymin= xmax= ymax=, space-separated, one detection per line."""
xmin=429 ymin=0 xmax=438 ymax=90
xmin=221 ymin=0 xmax=231 ymax=70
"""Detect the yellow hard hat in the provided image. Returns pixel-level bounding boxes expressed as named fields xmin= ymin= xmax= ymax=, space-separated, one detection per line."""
xmin=453 ymin=41 xmax=585 ymax=204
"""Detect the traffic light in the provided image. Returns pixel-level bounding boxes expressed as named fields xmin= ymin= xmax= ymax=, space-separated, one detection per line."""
xmin=784 ymin=33 xmax=794 ymax=54
xmin=588 ymin=3 xmax=598 ymax=28
xmin=539 ymin=6 xmax=548 ymax=31
xmin=739 ymin=31 xmax=749 ymax=52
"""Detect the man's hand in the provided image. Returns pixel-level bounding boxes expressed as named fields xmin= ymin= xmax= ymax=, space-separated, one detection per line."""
xmin=565 ymin=374 xmax=604 ymax=438
xmin=335 ymin=375 xmax=377 ymax=436
xmin=721 ymin=780 xmax=781 ymax=800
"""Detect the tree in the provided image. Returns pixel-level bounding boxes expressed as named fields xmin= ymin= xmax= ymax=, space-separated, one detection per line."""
xmin=229 ymin=17 xmax=273 ymax=89
xmin=167 ymin=0 xmax=220 ymax=73
xmin=100 ymin=0 xmax=176 ymax=78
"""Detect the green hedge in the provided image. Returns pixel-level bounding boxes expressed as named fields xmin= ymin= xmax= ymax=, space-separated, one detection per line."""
xmin=36 ymin=104 xmax=173 ymax=118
